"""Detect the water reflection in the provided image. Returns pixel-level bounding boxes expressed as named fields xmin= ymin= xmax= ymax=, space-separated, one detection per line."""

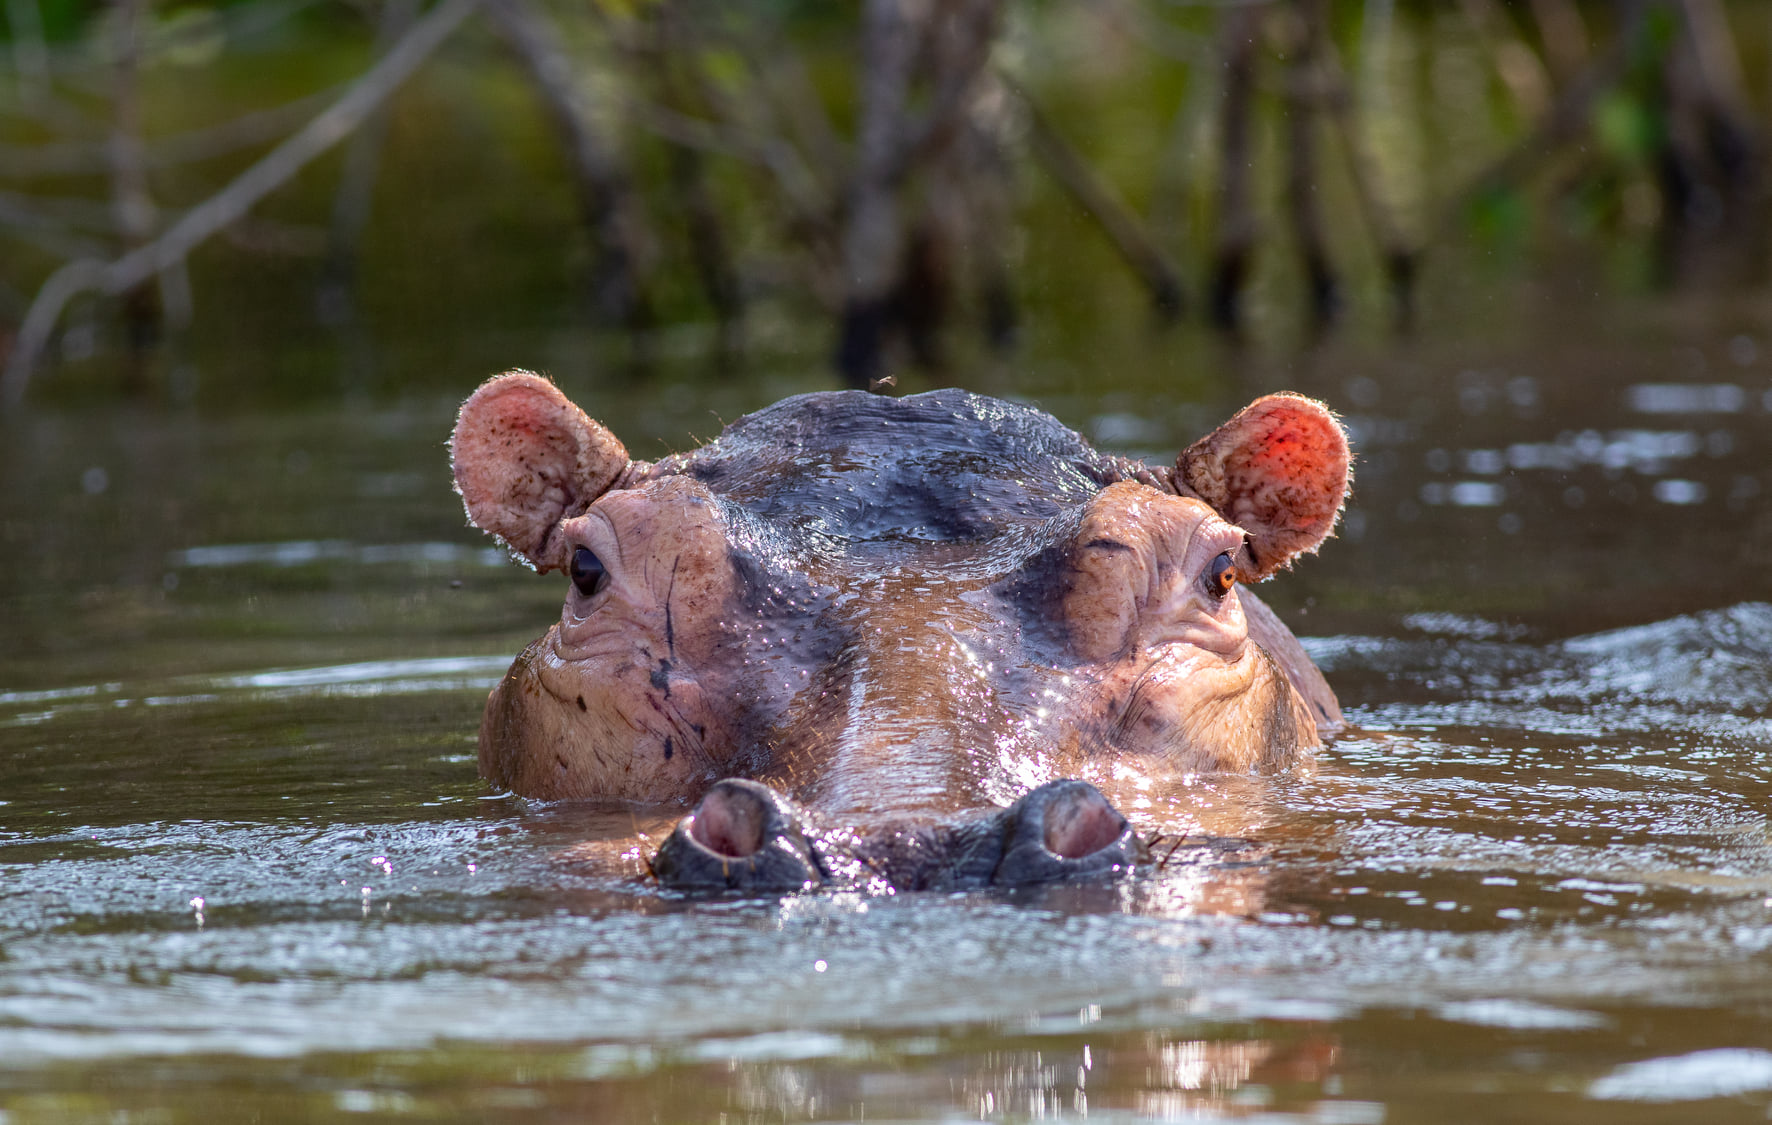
xmin=1589 ymin=1048 xmax=1772 ymax=1102
xmin=0 ymin=655 xmax=510 ymax=728
xmin=167 ymin=540 xmax=509 ymax=569
xmin=1626 ymin=383 xmax=1749 ymax=413
xmin=630 ymin=1028 xmax=1360 ymax=1122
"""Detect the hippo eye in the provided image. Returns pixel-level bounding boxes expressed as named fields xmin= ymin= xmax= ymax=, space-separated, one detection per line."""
xmin=569 ymin=546 xmax=608 ymax=598
xmin=1204 ymin=551 xmax=1238 ymax=601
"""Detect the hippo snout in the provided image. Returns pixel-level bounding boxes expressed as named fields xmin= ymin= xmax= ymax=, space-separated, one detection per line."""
xmin=651 ymin=779 xmax=828 ymax=893
xmin=650 ymin=778 xmax=1145 ymax=894
xmin=986 ymin=779 xmax=1146 ymax=887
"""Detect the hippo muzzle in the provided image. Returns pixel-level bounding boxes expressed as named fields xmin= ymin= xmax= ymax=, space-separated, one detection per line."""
xmin=652 ymin=777 xmax=1148 ymax=894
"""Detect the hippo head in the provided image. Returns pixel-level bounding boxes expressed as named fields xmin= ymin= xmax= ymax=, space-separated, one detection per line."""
xmin=451 ymin=373 xmax=1349 ymax=892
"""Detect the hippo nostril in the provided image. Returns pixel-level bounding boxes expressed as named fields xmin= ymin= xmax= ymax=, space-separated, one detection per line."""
xmin=1042 ymin=785 xmax=1126 ymax=859
xmin=688 ymin=782 xmax=769 ymax=858
xmin=651 ymin=779 xmax=829 ymax=893
xmin=980 ymin=779 xmax=1146 ymax=888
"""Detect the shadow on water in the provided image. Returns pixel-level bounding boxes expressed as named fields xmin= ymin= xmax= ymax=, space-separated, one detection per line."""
xmin=6 ymin=317 xmax=1772 ymax=1120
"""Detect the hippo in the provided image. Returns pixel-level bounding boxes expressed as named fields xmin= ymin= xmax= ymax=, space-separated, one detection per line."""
xmin=450 ymin=372 xmax=1349 ymax=893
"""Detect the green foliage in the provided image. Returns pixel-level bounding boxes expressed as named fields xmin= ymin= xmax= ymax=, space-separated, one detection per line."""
xmin=1593 ymin=91 xmax=1660 ymax=166
xmin=1465 ymin=185 xmax=1530 ymax=252
xmin=0 ymin=0 xmax=275 ymax=45
xmin=0 ymin=0 xmax=98 ymax=44
xmin=1630 ymin=2 xmax=1681 ymax=70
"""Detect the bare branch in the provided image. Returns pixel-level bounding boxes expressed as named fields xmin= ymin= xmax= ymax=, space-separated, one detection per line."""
xmin=484 ymin=0 xmax=654 ymax=326
xmin=1438 ymin=6 xmax=1642 ymax=241
xmin=319 ymin=0 xmax=420 ymax=332
xmin=1 ymin=0 xmax=479 ymax=408
xmin=0 ymin=191 xmax=116 ymax=233
xmin=665 ymin=25 xmax=844 ymax=284
xmin=1310 ymin=8 xmax=1417 ymax=328
xmin=1013 ymin=78 xmax=1184 ymax=319
xmin=1527 ymin=0 xmax=1589 ymax=85
xmin=1096 ymin=0 xmax=1216 ymax=67
xmin=1457 ymin=0 xmax=1552 ymax=120
xmin=641 ymin=4 xmax=745 ymax=358
xmin=0 ymin=197 xmax=111 ymax=260
xmin=644 ymin=5 xmax=846 ymax=200
xmin=616 ymin=92 xmax=829 ymax=234
xmin=738 ymin=27 xmax=847 ymax=184
xmin=0 ymin=87 xmax=344 ymax=179
xmin=888 ymin=0 xmax=1003 ymax=185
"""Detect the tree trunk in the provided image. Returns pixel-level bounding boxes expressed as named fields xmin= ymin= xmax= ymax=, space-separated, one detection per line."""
xmin=108 ymin=0 xmax=162 ymax=394
xmin=1210 ymin=4 xmax=1261 ymax=334
xmin=484 ymin=0 xmax=655 ymax=337
xmin=1283 ymin=0 xmax=1338 ymax=330
xmin=836 ymin=0 xmax=921 ymax=389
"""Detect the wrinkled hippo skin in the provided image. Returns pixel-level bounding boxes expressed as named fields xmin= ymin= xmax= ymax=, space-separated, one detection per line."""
xmin=451 ymin=372 xmax=1350 ymax=893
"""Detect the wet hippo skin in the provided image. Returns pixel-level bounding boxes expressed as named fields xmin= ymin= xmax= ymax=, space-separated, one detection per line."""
xmin=450 ymin=372 xmax=1350 ymax=892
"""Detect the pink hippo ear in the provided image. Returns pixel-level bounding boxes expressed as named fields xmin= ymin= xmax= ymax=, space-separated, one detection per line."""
xmin=450 ymin=371 xmax=631 ymax=572
xmin=1175 ymin=393 xmax=1350 ymax=580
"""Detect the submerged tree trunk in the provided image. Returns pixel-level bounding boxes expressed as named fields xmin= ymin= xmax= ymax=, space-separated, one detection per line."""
xmin=318 ymin=0 xmax=418 ymax=387
xmin=1282 ymin=0 xmax=1338 ymax=331
xmin=1209 ymin=4 xmax=1261 ymax=335
xmin=108 ymin=0 xmax=163 ymax=394
xmin=648 ymin=3 xmax=746 ymax=367
xmin=835 ymin=0 xmax=1006 ymax=388
xmin=1020 ymin=89 xmax=1183 ymax=321
xmin=1312 ymin=4 xmax=1418 ymax=330
xmin=1654 ymin=0 xmax=1764 ymax=286
xmin=672 ymin=144 xmax=746 ymax=365
xmin=836 ymin=0 xmax=919 ymax=389
xmin=485 ymin=0 xmax=655 ymax=341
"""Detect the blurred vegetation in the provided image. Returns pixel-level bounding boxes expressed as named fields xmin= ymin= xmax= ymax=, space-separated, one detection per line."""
xmin=1 ymin=0 xmax=1770 ymax=408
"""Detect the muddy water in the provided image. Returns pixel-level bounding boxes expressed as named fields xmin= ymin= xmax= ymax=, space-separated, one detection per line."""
xmin=6 ymin=326 xmax=1772 ymax=1122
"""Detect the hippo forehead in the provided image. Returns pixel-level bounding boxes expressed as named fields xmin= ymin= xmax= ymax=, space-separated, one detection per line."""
xmin=677 ymin=388 xmax=1150 ymax=550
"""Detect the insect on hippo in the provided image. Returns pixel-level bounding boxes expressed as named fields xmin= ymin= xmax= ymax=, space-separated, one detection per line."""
xmin=451 ymin=372 xmax=1349 ymax=893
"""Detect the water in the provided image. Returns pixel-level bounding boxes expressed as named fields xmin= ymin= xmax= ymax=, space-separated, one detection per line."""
xmin=6 ymin=321 xmax=1772 ymax=1121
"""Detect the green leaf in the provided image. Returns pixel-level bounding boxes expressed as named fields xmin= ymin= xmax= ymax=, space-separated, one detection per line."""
xmin=1594 ymin=92 xmax=1659 ymax=163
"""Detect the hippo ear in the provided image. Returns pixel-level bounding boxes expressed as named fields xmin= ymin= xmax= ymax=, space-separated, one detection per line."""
xmin=1175 ymin=393 xmax=1350 ymax=580
xmin=450 ymin=371 xmax=630 ymax=572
